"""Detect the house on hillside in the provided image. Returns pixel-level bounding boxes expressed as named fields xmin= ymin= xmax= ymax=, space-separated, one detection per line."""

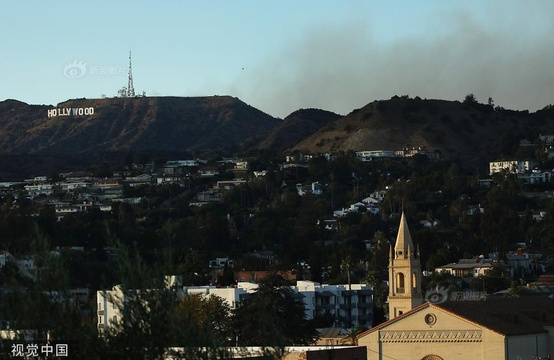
xmin=435 ymin=256 xmax=512 ymax=278
xmin=489 ymin=160 xmax=536 ymax=175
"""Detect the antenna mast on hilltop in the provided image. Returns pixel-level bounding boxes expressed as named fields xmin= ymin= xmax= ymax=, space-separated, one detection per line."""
xmin=127 ymin=50 xmax=135 ymax=97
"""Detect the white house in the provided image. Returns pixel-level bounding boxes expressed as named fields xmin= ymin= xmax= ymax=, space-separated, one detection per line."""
xmin=24 ymin=184 xmax=53 ymax=196
xmin=435 ymin=257 xmax=497 ymax=278
xmin=489 ymin=160 xmax=536 ymax=175
xmin=355 ymin=150 xmax=395 ymax=161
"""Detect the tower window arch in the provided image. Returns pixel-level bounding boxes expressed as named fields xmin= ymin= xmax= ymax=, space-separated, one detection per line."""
xmin=396 ymin=273 xmax=405 ymax=293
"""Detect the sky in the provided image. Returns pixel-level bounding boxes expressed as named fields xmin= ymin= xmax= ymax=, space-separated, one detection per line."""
xmin=2 ymin=1 xmax=554 ymax=118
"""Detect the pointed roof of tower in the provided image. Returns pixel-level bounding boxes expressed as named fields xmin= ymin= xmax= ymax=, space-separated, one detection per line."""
xmin=394 ymin=212 xmax=414 ymax=256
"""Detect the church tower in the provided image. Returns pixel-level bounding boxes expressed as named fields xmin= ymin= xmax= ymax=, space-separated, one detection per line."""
xmin=388 ymin=212 xmax=423 ymax=319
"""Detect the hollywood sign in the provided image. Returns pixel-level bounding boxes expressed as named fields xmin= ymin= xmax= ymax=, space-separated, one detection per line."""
xmin=47 ymin=107 xmax=95 ymax=118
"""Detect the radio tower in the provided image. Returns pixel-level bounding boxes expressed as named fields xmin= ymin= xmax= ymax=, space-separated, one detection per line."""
xmin=127 ymin=50 xmax=135 ymax=97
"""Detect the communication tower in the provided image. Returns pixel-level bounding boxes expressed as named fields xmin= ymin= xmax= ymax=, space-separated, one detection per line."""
xmin=127 ymin=50 xmax=135 ymax=97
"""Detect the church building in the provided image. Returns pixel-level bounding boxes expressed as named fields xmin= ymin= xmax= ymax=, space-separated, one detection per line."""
xmin=358 ymin=212 xmax=554 ymax=360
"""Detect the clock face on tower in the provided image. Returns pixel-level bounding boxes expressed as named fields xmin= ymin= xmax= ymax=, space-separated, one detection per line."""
xmin=424 ymin=313 xmax=437 ymax=325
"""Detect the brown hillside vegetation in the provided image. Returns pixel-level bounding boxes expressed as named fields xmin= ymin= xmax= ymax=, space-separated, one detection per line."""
xmin=0 ymin=96 xmax=279 ymax=156
xmin=257 ymin=108 xmax=342 ymax=151
xmin=2 ymin=95 xmax=554 ymax=178
xmin=292 ymin=97 xmax=554 ymax=165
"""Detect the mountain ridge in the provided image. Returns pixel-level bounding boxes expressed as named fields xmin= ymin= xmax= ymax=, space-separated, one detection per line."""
xmin=2 ymin=95 xmax=554 ymax=178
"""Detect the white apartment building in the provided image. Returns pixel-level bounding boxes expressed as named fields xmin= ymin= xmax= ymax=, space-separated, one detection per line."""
xmin=489 ymin=160 xmax=536 ymax=175
xmin=97 ymin=280 xmax=373 ymax=334
xmin=24 ymin=183 xmax=53 ymax=196
xmin=293 ymin=281 xmax=373 ymax=328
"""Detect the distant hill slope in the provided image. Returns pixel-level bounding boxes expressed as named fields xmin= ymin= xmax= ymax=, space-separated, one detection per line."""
xmin=0 ymin=96 xmax=279 ymax=156
xmin=257 ymin=108 xmax=342 ymax=151
xmin=2 ymin=95 xmax=554 ymax=179
xmin=292 ymin=98 xmax=554 ymax=165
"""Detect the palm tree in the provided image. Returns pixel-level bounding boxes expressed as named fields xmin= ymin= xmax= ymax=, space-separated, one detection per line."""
xmin=342 ymin=325 xmax=365 ymax=346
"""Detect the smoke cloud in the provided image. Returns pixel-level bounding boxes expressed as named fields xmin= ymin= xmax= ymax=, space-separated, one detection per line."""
xmin=233 ymin=2 xmax=554 ymax=118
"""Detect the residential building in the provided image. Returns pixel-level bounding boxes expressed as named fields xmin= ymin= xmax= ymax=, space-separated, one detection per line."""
xmin=489 ymin=160 xmax=536 ymax=175
xmin=314 ymin=327 xmax=349 ymax=346
xmin=198 ymin=168 xmax=219 ymax=177
xmin=97 ymin=279 xmax=373 ymax=335
xmin=233 ymin=161 xmax=248 ymax=171
xmin=355 ymin=150 xmax=395 ymax=161
xmin=216 ymin=179 xmax=247 ymax=190
xmin=517 ymin=169 xmax=552 ymax=184
xmin=435 ymin=257 xmax=496 ymax=278
xmin=294 ymin=280 xmax=373 ymax=328
xmin=505 ymin=248 xmax=542 ymax=272
xmin=24 ymin=183 xmax=53 ymax=196
xmin=296 ymin=182 xmax=322 ymax=196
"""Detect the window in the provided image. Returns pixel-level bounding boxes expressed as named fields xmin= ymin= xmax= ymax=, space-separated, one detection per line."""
xmin=396 ymin=273 xmax=405 ymax=292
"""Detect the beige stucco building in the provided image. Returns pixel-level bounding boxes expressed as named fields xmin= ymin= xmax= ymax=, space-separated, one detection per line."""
xmin=358 ymin=297 xmax=554 ymax=360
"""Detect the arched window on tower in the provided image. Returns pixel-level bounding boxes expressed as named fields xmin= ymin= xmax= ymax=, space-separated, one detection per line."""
xmin=396 ymin=273 xmax=405 ymax=293
xmin=412 ymin=272 xmax=418 ymax=292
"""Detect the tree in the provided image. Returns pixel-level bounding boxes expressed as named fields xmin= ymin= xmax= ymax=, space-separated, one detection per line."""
xmin=342 ymin=325 xmax=365 ymax=345
xmin=463 ymin=93 xmax=477 ymax=104
xmin=232 ymin=273 xmax=317 ymax=347
xmin=340 ymin=255 xmax=353 ymax=328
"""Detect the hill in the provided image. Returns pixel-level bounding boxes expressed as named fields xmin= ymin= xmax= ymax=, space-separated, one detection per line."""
xmin=3 ymin=95 xmax=554 ymax=178
xmin=256 ymin=108 xmax=342 ymax=151
xmin=291 ymin=97 xmax=554 ymax=166
xmin=0 ymin=96 xmax=279 ymax=176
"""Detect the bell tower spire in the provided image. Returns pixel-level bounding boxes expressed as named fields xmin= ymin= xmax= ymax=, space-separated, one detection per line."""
xmin=388 ymin=211 xmax=423 ymax=319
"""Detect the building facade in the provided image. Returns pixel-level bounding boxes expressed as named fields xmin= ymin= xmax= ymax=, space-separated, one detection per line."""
xmin=97 ymin=280 xmax=373 ymax=334
xmin=358 ymin=297 xmax=554 ymax=360
xmin=489 ymin=160 xmax=536 ymax=175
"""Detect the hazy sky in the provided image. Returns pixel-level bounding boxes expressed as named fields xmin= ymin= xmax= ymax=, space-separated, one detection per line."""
xmin=2 ymin=1 xmax=553 ymax=118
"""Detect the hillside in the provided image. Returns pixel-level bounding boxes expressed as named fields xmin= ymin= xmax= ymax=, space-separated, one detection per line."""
xmin=257 ymin=108 xmax=342 ymax=151
xmin=292 ymin=97 xmax=554 ymax=165
xmin=0 ymin=96 xmax=279 ymax=155
xmin=3 ymin=95 xmax=554 ymax=178
xmin=0 ymin=96 xmax=280 ymax=177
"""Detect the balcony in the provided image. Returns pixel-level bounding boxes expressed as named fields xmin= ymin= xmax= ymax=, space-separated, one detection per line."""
xmin=316 ymin=303 xmax=335 ymax=311
xmin=396 ymin=287 xmax=405 ymax=294
xmin=339 ymin=303 xmax=352 ymax=310
xmin=357 ymin=302 xmax=372 ymax=309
